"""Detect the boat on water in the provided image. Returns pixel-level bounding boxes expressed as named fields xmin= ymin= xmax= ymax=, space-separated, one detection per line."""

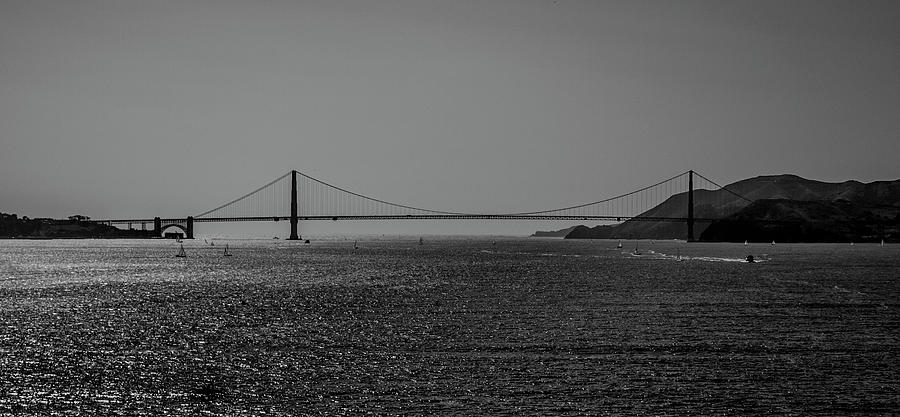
xmin=632 ymin=240 xmax=641 ymax=256
xmin=746 ymin=255 xmax=755 ymax=263
xmin=354 ymin=240 xmax=359 ymax=250
xmin=419 ymin=237 xmax=423 ymax=245
xmin=175 ymin=244 xmax=186 ymax=258
xmin=616 ymin=241 xmax=623 ymax=249
xmin=223 ymin=244 xmax=232 ymax=257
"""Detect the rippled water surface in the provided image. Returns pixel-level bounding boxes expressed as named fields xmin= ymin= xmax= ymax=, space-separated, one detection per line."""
xmin=1 ymin=238 xmax=898 ymax=415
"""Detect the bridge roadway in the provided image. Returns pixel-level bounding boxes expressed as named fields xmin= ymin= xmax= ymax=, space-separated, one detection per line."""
xmin=95 ymin=215 xmax=711 ymax=225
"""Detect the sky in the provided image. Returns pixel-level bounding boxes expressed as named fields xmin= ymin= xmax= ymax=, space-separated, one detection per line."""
xmin=2 ymin=0 xmax=899 ymax=236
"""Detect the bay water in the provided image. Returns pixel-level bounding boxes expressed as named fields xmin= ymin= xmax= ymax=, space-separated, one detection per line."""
xmin=1 ymin=238 xmax=898 ymax=415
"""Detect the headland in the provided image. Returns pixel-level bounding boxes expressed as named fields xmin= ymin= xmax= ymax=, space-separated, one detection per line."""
xmin=0 ymin=213 xmax=155 ymax=239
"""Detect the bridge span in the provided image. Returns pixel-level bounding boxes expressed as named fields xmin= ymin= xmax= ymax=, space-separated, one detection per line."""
xmin=94 ymin=170 xmax=744 ymax=240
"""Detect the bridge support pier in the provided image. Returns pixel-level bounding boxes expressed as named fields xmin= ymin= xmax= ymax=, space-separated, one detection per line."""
xmin=289 ymin=170 xmax=300 ymax=240
xmin=153 ymin=217 xmax=162 ymax=238
xmin=186 ymin=216 xmax=194 ymax=239
xmin=687 ymin=170 xmax=695 ymax=242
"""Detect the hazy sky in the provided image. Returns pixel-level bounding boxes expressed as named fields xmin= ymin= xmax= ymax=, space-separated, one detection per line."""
xmin=2 ymin=0 xmax=899 ymax=235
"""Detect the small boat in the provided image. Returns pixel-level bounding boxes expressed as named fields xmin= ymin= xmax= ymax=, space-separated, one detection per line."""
xmin=744 ymin=240 xmax=748 ymax=246
xmin=616 ymin=241 xmax=623 ymax=249
xmin=771 ymin=241 xmax=775 ymax=246
xmin=746 ymin=255 xmax=755 ymax=263
xmin=632 ymin=240 xmax=641 ymax=256
xmin=354 ymin=240 xmax=359 ymax=250
xmin=419 ymin=237 xmax=424 ymax=246
xmin=881 ymin=239 xmax=885 ymax=246
xmin=175 ymin=244 xmax=186 ymax=258
xmin=223 ymin=244 xmax=232 ymax=257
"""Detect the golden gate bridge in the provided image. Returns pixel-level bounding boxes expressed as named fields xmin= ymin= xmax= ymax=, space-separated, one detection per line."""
xmin=93 ymin=170 xmax=750 ymax=240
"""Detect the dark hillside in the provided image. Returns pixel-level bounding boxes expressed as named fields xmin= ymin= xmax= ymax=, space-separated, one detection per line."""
xmin=1 ymin=213 xmax=154 ymax=238
xmin=563 ymin=175 xmax=900 ymax=241
xmin=700 ymin=199 xmax=900 ymax=243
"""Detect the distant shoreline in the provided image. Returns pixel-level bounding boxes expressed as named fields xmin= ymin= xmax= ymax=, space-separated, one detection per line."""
xmin=1 ymin=213 xmax=157 ymax=239
xmin=0 ymin=236 xmax=158 ymax=240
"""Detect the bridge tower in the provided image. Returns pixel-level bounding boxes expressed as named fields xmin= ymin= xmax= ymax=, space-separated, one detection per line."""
xmin=289 ymin=170 xmax=299 ymax=240
xmin=186 ymin=216 xmax=194 ymax=239
xmin=687 ymin=170 xmax=695 ymax=242
xmin=153 ymin=217 xmax=162 ymax=238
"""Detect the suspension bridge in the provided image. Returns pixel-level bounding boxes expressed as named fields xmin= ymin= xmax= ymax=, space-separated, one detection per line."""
xmin=93 ymin=170 xmax=749 ymax=240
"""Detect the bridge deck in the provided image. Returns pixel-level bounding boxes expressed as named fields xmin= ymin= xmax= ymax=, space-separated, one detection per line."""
xmin=94 ymin=215 xmax=713 ymax=225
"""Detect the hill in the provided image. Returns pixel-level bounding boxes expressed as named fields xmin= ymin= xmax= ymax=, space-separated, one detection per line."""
xmin=1 ymin=213 xmax=155 ymax=239
xmin=700 ymin=199 xmax=900 ymax=242
xmin=530 ymin=226 xmax=578 ymax=237
xmin=561 ymin=175 xmax=900 ymax=241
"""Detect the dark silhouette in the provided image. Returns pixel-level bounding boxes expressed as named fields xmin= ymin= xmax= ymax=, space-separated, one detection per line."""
xmin=563 ymin=174 xmax=900 ymax=242
xmin=1 ymin=213 xmax=154 ymax=239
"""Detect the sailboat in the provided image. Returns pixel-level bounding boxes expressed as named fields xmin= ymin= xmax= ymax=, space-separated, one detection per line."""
xmin=616 ymin=241 xmax=623 ymax=249
xmin=223 ymin=244 xmax=232 ymax=257
xmin=744 ymin=240 xmax=748 ymax=246
xmin=354 ymin=240 xmax=359 ymax=250
xmin=881 ymin=239 xmax=885 ymax=246
xmin=175 ymin=244 xmax=186 ymax=258
xmin=632 ymin=240 xmax=641 ymax=256
xmin=419 ymin=237 xmax=424 ymax=246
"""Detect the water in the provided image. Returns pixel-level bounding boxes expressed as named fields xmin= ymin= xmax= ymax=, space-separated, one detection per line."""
xmin=1 ymin=238 xmax=898 ymax=415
